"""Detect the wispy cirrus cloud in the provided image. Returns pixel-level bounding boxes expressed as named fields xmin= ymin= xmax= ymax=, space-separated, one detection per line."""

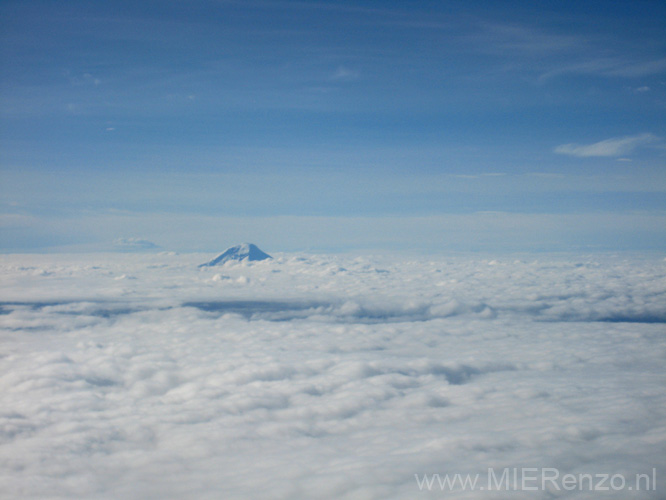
xmin=476 ymin=22 xmax=585 ymax=55
xmin=554 ymin=133 xmax=660 ymax=158
xmin=331 ymin=66 xmax=360 ymax=81
xmin=540 ymin=57 xmax=666 ymax=81
xmin=467 ymin=19 xmax=666 ymax=88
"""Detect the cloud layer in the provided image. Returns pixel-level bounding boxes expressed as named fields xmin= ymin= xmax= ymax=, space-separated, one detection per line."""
xmin=1 ymin=252 xmax=665 ymax=498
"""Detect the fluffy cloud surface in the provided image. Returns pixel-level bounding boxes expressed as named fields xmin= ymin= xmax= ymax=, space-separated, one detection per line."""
xmin=1 ymin=252 xmax=665 ymax=499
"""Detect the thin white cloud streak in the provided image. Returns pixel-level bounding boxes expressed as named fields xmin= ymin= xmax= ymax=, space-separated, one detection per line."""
xmin=0 ymin=214 xmax=38 ymax=229
xmin=554 ymin=133 xmax=660 ymax=158
xmin=474 ymin=22 xmax=666 ymax=83
xmin=539 ymin=57 xmax=666 ymax=81
xmin=331 ymin=66 xmax=359 ymax=81
xmin=476 ymin=22 xmax=585 ymax=55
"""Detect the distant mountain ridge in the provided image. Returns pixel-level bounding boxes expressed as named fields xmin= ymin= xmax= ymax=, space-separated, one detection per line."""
xmin=199 ymin=243 xmax=272 ymax=267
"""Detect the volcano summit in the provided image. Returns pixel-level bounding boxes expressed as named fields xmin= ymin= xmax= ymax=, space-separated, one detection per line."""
xmin=199 ymin=243 xmax=272 ymax=267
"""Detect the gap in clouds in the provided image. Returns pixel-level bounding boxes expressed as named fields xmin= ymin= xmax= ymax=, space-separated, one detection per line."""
xmin=3 ymin=297 xmax=664 ymax=326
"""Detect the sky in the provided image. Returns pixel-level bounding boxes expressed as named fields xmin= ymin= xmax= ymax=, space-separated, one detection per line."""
xmin=1 ymin=0 xmax=665 ymax=253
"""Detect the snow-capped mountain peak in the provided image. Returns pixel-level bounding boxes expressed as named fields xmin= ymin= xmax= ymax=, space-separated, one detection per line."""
xmin=199 ymin=243 xmax=272 ymax=267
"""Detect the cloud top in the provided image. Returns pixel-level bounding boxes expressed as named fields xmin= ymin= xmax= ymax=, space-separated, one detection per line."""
xmin=1 ymin=252 xmax=665 ymax=498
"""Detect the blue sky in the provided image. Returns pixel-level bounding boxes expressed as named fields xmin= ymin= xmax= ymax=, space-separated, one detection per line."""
xmin=1 ymin=0 xmax=665 ymax=252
